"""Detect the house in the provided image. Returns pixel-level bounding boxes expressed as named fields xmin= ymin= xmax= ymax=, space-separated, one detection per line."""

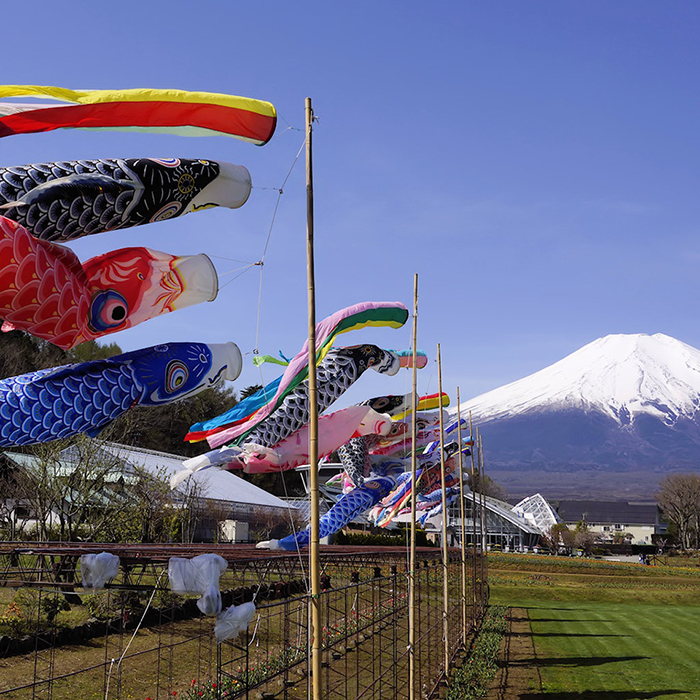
xmin=553 ymin=500 xmax=667 ymax=545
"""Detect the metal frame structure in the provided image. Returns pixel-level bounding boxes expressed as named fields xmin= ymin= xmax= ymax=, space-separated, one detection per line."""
xmin=445 ymin=492 xmax=543 ymax=551
xmin=0 ymin=543 xmax=487 ymax=700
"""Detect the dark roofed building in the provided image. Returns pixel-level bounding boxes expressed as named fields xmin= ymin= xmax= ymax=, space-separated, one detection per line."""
xmin=554 ymin=500 xmax=666 ymax=544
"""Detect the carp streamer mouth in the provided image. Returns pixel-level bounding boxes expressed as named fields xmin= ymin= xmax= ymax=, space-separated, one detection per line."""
xmin=208 ymin=365 xmax=228 ymax=387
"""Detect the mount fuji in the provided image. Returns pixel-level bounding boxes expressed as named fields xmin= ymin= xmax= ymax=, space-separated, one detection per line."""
xmin=454 ymin=333 xmax=700 ymax=499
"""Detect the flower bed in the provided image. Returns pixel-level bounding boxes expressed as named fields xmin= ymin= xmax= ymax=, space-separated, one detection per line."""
xmin=446 ymin=605 xmax=508 ymax=700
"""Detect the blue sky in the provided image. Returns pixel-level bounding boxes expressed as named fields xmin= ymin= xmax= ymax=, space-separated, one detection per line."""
xmin=4 ymin=2 xmax=700 ymax=411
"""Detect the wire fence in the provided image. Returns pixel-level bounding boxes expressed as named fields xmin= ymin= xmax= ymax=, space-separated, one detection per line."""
xmin=0 ymin=543 xmax=488 ymax=700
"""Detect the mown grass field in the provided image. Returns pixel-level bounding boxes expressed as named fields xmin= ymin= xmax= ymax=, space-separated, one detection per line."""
xmin=488 ymin=553 xmax=700 ymax=698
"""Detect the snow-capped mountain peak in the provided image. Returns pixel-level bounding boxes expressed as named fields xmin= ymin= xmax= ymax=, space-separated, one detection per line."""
xmin=457 ymin=333 xmax=700 ymax=426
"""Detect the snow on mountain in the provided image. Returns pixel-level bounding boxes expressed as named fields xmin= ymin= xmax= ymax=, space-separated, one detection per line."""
xmin=456 ymin=333 xmax=700 ymax=426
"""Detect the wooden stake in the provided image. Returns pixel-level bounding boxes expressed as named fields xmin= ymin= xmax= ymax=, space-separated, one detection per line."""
xmin=305 ymin=97 xmax=322 ymax=700
xmin=479 ymin=432 xmax=489 ymax=594
xmin=478 ymin=430 xmax=487 ymax=611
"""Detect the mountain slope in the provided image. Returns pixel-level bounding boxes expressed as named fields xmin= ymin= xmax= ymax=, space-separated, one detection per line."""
xmin=459 ymin=333 xmax=700 ymax=426
xmin=453 ymin=334 xmax=700 ymax=496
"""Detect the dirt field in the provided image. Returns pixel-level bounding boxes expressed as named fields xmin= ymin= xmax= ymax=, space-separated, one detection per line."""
xmin=486 ymin=607 xmax=541 ymax=699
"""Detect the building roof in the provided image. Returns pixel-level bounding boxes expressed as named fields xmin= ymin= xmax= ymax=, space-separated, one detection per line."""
xmin=4 ymin=442 xmax=294 ymax=512
xmin=100 ymin=443 xmax=293 ymax=510
xmin=512 ymin=493 xmax=563 ymax=533
xmin=481 ymin=493 xmax=543 ymax=535
xmin=553 ymin=500 xmax=660 ymax=525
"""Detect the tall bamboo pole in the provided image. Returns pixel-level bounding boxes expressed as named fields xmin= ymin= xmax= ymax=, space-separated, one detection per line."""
xmin=408 ymin=274 xmax=418 ymax=700
xmin=305 ymin=97 xmax=322 ymax=700
xmin=470 ymin=412 xmax=477 ymax=623
xmin=437 ymin=344 xmax=450 ymax=674
xmin=456 ymin=389 xmax=468 ymax=646
xmin=479 ymin=432 xmax=489 ymax=594
xmin=478 ymin=431 xmax=487 ymax=612
xmin=475 ymin=427 xmax=483 ymax=613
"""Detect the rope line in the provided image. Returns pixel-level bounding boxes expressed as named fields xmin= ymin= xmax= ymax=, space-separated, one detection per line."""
xmin=255 ymin=332 xmax=309 ymax=592
xmin=217 ymin=264 xmax=258 ymax=277
xmin=270 ymin=385 xmax=310 ymax=592
xmin=104 ymin=568 xmax=166 ymax=698
xmin=218 ymin=264 xmax=259 ymax=291
xmin=253 ymin=135 xmax=307 ymax=354
xmin=210 ymin=254 xmax=259 ymax=264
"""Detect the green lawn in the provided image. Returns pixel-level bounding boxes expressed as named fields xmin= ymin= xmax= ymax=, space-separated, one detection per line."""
xmin=514 ymin=600 xmax=700 ymax=698
xmin=489 ymin=554 xmax=700 ymax=698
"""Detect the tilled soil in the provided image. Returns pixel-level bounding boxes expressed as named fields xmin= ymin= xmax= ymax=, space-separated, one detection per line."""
xmin=486 ymin=607 xmax=542 ymax=699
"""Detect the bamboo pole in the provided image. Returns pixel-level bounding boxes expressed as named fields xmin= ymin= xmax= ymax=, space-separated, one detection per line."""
xmin=437 ymin=344 xmax=450 ymax=674
xmin=456 ymin=389 xmax=468 ymax=646
xmin=470 ymin=412 xmax=478 ymax=623
xmin=479 ymin=432 xmax=489 ymax=594
xmin=408 ymin=274 xmax=418 ymax=700
xmin=305 ymin=97 xmax=322 ymax=700
xmin=478 ymin=431 xmax=487 ymax=612
xmin=475 ymin=427 xmax=483 ymax=613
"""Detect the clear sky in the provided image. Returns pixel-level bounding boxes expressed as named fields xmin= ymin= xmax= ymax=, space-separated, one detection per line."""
xmin=4 ymin=1 xmax=700 ymax=411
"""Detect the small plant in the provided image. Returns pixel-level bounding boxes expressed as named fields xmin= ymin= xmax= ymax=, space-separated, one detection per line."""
xmin=0 ymin=602 xmax=25 ymax=636
xmin=84 ymin=590 xmax=148 ymax=621
xmin=41 ymin=595 xmax=70 ymax=622
xmin=446 ymin=605 xmax=508 ymax=700
xmin=0 ymin=589 xmax=72 ymax=636
xmin=83 ymin=592 xmax=111 ymax=620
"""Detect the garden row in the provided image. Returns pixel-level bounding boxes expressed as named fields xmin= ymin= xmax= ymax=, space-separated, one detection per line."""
xmin=0 ymin=577 xmax=309 ymax=658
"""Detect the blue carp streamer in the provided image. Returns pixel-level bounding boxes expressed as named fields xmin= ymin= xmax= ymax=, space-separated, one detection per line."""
xmin=0 ymin=341 xmax=241 ymax=446
xmin=275 ymin=476 xmax=396 ymax=551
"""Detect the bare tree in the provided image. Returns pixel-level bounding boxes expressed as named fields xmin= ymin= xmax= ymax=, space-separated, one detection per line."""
xmin=657 ymin=473 xmax=700 ymax=550
xmin=5 ymin=436 xmax=128 ymax=541
xmin=2 ymin=420 xmax=191 ymax=543
xmin=543 ymin=522 xmax=574 ymax=553
xmin=247 ymin=504 xmax=306 ymax=541
xmin=0 ymin=470 xmax=31 ymax=540
xmin=573 ymin=521 xmax=596 ymax=555
xmin=172 ymin=477 xmax=206 ymax=544
xmin=5 ymin=442 xmax=67 ymax=540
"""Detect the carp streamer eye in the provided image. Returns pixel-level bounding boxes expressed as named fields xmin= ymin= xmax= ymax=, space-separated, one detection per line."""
xmin=89 ymin=290 xmax=129 ymax=332
xmin=177 ymin=173 xmax=195 ymax=194
xmin=165 ymin=360 xmax=189 ymax=393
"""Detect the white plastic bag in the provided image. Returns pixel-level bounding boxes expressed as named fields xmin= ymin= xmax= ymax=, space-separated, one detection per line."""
xmin=168 ymin=553 xmax=228 ymax=616
xmin=80 ymin=552 xmax=120 ymax=590
xmin=214 ymin=601 xmax=256 ymax=642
